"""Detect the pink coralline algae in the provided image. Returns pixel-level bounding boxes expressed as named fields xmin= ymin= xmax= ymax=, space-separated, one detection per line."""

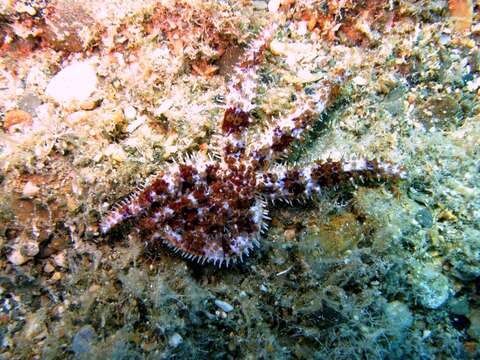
xmin=100 ymin=21 xmax=405 ymax=267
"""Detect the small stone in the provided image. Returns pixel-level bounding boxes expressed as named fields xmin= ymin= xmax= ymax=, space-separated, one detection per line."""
xmin=8 ymin=249 xmax=29 ymax=265
xmin=4 ymin=110 xmax=33 ymax=130
xmin=468 ymin=309 xmax=480 ymax=341
xmin=23 ymin=311 xmax=46 ymax=338
xmin=80 ymin=100 xmax=99 ymax=110
xmin=20 ymin=241 xmax=39 ymax=257
xmin=215 ymin=299 xmax=234 ymax=313
xmin=72 ymin=325 xmax=96 ymax=355
xmin=155 ymin=99 xmax=173 ymax=115
xmin=18 ymin=93 xmax=42 ymax=114
xmin=50 ymin=272 xmax=63 ymax=282
xmin=270 ymin=40 xmax=287 ymax=56
xmin=384 ymin=301 xmax=413 ymax=331
xmin=43 ymin=262 xmax=55 ymax=273
xmin=123 ymin=105 xmax=137 ymax=120
xmin=268 ymin=0 xmax=280 ymax=13
xmin=168 ymin=333 xmax=183 ymax=348
xmin=411 ymin=264 xmax=452 ymax=309
xmin=104 ymin=144 xmax=128 ymax=163
xmin=126 ymin=116 xmax=146 ymax=133
xmin=53 ymin=251 xmax=67 ymax=268
xmin=45 ymin=61 xmax=97 ymax=105
xmin=22 ymin=181 xmax=40 ymax=197
xmin=253 ymin=1 xmax=268 ymax=10
xmin=284 ymin=228 xmax=297 ymax=241
xmin=353 ymin=76 xmax=368 ymax=86
xmin=447 ymin=297 xmax=470 ymax=316
xmin=415 ymin=208 xmax=433 ymax=228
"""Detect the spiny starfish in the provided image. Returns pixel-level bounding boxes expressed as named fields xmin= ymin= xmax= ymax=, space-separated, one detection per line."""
xmin=100 ymin=20 xmax=405 ymax=267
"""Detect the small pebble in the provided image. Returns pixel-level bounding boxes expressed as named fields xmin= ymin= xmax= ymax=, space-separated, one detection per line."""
xmin=53 ymin=252 xmax=67 ymax=268
xmin=8 ymin=249 xmax=29 ymax=265
xmin=126 ymin=116 xmax=146 ymax=133
xmin=253 ymin=1 xmax=268 ymax=10
xmin=353 ymin=76 xmax=368 ymax=86
xmin=384 ymin=301 xmax=413 ymax=331
xmin=123 ymin=105 xmax=137 ymax=120
xmin=284 ymin=228 xmax=297 ymax=241
xmin=104 ymin=144 xmax=128 ymax=163
xmin=80 ymin=100 xmax=99 ymax=110
xmin=155 ymin=99 xmax=173 ymax=115
xmin=214 ymin=299 xmax=234 ymax=313
xmin=20 ymin=241 xmax=39 ymax=257
xmin=50 ymin=272 xmax=63 ymax=282
xmin=43 ymin=262 xmax=55 ymax=273
xmin=415 ymin=208 xmax=433 ymax=229
xmin=268 ymin=0 xmax=280 ymax=13
xmin=72 ymin=325 xmax=96 ymax=355
xmin=45 ymin=61 xmax=97 ymax=105
xmin=22 ymin=181 xmax=40 ymax=197
xmin=168 ymin=333 xmax=183 ymax=348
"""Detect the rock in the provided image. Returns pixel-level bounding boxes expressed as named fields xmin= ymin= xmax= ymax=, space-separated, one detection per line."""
xmin=168 ymin=333 xmax=183 ymax=348
xmin=451 ymin=228 xmax=480 ymax=280
xmin=72 ymin=325 xmax=96 ymax=356
xmin=80 ymin=100 xmax=100 ymax=110
xmin=411 ymin=263 xmax=452 ymax=309
xmin=283 ymin=228 xmax=296 ymax=241
xmin=123 ymin=105 xmax=137 ymax=120
xmin=43 ymin=1 xmax=98 ymax=52
xmin=8 ymin=248 xmax=29 ymax=265
xmin=353 ymin=76 xmax=368 ymax=86
xmin=43 ymin=262 xmax=55 ymax=273
xmin=447 ymin=297 xmax=470 ymax=316
xmin=18 ymin=93 xmax=42 ymax=115
xmin=384 ymin=301 xmax=413 ymax=331
xmin=22 ymin=181 xmax=40 ymax=197
xmin=20 ymin=241 xmax=39 ymax=257
xmin=50 ymin=272 xmax=63 ymax=282
xmin=270 ymin=40 xmax=287 ymax=56
xmin=4 ymin=110 xmax=33 ymax=130
xmin=416 ymin=94 xmax=462 ymax=131
xmin=214 ymin=299 xmax=234 ymax=313
xmin=104 ymin=143 xmax=128 ymax=163
xmin=23 ymin=310 xmax=46 ymax=338
xmin=253 ymin=1 xmax=268 ymax=10
xmin=268 ymin=0 xmax=281 ymax=13
xmin=415 ymin=208 xmax=433 ymax=229
xmin=45 ymin=61 xmax=97 ymax=106
xmin=468 ymin=309 xmax=480 ymax=341
xmin=53 ymin=251 xmax=67 ymax=268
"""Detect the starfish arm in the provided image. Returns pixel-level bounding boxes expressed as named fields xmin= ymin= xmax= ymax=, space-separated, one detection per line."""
xmin=247 ymin=82 xmax=339 ymax=168
xmin=219 ymin=22 xmax=279 ymax=163
xmin=259 ymin=158 xmax=406 ymax=201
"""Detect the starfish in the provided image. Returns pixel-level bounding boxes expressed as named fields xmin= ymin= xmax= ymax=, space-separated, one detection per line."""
xmin=100 ymin=20 xmax=405 ymax=267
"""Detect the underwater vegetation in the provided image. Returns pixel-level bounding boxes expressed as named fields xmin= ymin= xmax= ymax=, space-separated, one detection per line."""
xmin=0 ymin=0 xmax=479 ymax=359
